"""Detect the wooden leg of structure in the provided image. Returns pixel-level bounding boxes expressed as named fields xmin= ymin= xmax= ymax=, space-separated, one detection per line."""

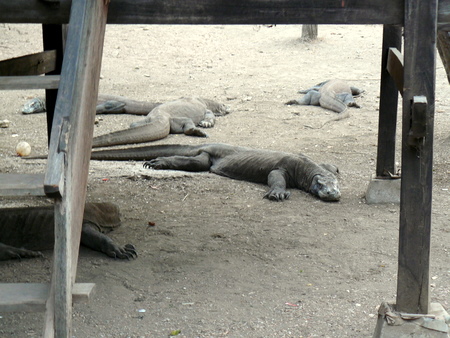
xmin=42 ymin=0 xmax=109 ymax=336
xmin=397 ymin=0 xmax=437 ymax=314
xmin=42 ymin=24 xmax=65 ymax=143
xmin=376 ymin=25 xmax=402 ymax=178
xmin=366 ymin=25 xmax=403 ymax=204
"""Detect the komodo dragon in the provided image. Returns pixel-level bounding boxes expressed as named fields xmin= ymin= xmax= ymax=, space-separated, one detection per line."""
xmin=285 ymin=80 xmax=363 ymax=128
xmin=0 ymin=202 xmax=137 ymax=261
xmin=21 ymin=94 xmax=162 ymax=115
xmin=89 ymin=143 xmax=341 ymax=202
xmin=92 ymin=97 xmax=230 ymax=148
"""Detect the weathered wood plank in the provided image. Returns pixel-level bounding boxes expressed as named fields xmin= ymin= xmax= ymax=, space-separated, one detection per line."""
xmin=397 ymin=0 xmax=437 ymax=314
xmin=376 ymin=26 xmax=402 ymax=178
xmin=0 ymin=283 xmax=95 ymax=313
xmin=386 ymin=48 xmax=404 ymax=95
xmin=0 ymin=75 xmax=60 ymax=90
xmin=0 ymin=173 xmax=45 ymax=196
xmin=42 ymin=0 xmax=109 ymax=336
xmin=0 ymin=50 xmax=57 ymax=76
xmin=0 ymin=0 xmax=406 ymax=25
xmin=2 ymin=1 xmax=450 ymax=29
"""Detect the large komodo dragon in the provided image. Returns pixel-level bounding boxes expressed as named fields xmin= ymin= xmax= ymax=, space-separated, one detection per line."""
xmin=92 ymin=97 xmax=230 ymax=148
xmin=285 ymin=79 xmax=363 ymax=128
xmin=90 ymin=143 xmax=341 ymax=202
xmin=21 ymin=94 xmax=162 ymax=115
xmin=0 ymin=202 xmax=137 ymax=261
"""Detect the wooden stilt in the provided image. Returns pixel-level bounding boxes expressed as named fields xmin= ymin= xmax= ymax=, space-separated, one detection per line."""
xmin=397 ymin=0 xmax=438 ymax=314
xmin=376 ymin=25 xmax=402 ymax=178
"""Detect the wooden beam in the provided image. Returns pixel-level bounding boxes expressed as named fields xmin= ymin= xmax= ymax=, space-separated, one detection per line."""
xmin=386 ymin=48 xmax=404 ymax=96
xmin=0 ymin=50 xmax=57 ymax=76
xmin=42 ymin=0 xmax=109 ymax=336
xmin=376 ymin=26 xmax=402 ymax=178
xmin=2 ymin=0 xmax=450 ymax=29
xmin=0 ymin=283 xmax=95 ymax=313
xmin=0 ymin=0 xmax=407 ymax=25
xmin=0 ymin=173 xmax=45 ymax=197
xmin=0 ymin=75 xmax=60 ymax=90
xmin=397 ymin=0 xmax=437 ymax=314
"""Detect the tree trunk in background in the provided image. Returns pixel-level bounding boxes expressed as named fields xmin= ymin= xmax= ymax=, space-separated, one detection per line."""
xmin=437 ymin=30 xmax=450 ymax=84
xmin=301 ymin=25 xmax=318 ymax=41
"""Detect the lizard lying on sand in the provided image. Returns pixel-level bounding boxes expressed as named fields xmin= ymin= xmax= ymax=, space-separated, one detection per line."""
xmin=21 ymin=94 xmax=162 ymax=115
xmin=92 ymin=97 xmax=230 ymax=148
xmin=285 ymin=79 xmax=363 ymax=128
xmin=89 ymin=143 xmax=341 ymax=202
xmin=0 ymin=202 xmax=137 ymax=261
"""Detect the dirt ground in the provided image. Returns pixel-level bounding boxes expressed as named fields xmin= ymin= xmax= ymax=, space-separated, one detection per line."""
xmin=1 ymin=23 xmax=450 ymax=337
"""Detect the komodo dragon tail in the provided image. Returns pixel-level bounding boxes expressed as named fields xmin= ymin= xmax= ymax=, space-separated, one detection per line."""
xmin=92 ymin=114 xmax=171 ymax=148
xmin=23 ymin=143 xmax=202 ymax=161
xmin=90 ymin=144 xmax=203 ymax=161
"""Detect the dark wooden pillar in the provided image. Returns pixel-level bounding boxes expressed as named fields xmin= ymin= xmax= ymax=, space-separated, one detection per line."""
xmin=396 ymin=0 xmax=437 ymax=314
xmin=376 ymin=25 xmax=402 ymax=177
xmin=42 ymin=24 xmax=65 ymax=143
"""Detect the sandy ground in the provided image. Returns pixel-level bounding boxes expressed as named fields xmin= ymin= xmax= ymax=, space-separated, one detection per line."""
xmin=1 ymin=23 xmax=450 ymax=337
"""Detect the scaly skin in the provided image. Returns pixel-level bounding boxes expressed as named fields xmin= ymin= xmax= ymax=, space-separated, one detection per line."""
xmin=90 ymin=143 xmax=341 ymax=202
xmin=285 ymin=79 xmax=363 ymax=113
xmin=20 ymin=94 xmax=161 ymax=115
xmin=92 ymin=97 xmax=230 ymax=148
xmin=0 ymin=202 xmax=137 ymax=260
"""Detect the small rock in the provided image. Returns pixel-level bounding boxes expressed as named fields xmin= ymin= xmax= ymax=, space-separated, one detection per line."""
xmin=0 ymin=119 xmax=10 ymax=128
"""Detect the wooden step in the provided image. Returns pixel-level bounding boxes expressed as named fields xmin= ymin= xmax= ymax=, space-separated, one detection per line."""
xmin=0 ymin=173 xmax=45 ymax=196
xmin=0 ymin=283 xmax=96 ymax=312
xmin=0 ymin=75 xmax=60 ymax=90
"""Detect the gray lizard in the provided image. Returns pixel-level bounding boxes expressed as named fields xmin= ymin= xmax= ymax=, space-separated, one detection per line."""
xmin=0 ymin=202 xmax=137 ymax=261
xmin=92 ymin=97 xmax=230 ymax=148
xmin=90 ymin=143 xmax=341 ymax=202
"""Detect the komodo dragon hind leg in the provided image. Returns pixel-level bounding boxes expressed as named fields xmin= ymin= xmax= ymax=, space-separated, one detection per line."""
xmin=170 ymin=117 xmax=208 ymax=137
xmin=144 ymin=152 xmax=212 ymax=172
xmin=285 ymin=90 xmax=321 ymax=106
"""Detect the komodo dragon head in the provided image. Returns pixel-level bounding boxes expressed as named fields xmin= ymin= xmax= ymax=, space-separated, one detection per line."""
xmin=199 ymin=98 xmax=231 ymax=116
xmin=309 ymin=164 xmax=341 ymax=201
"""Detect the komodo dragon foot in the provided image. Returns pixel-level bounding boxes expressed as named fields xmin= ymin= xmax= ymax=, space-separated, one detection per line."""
xmin=0 ymin=243 xmax=44 ymax=260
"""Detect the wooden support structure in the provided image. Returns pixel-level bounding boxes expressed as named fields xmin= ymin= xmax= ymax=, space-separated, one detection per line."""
xmin=376 ymin=25 xmax=402 ymax=178
xmin=0 ymin=0 xmax=108 ymax=336
xmin=397 ymin=0 xmax=438 ymax=314
xmin=0 ymin=0 xmax=446 ymax=335
xmin=43 ymin=0 xmax=109 ymax=336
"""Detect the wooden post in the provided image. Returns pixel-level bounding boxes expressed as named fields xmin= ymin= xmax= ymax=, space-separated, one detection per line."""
xmin=42 ymin=24 xmax=64 ymax=143
xmin=396 ymin=0 xmax=437 ymax=314
xmin=42 ymin=0 xmax=109 ymax=336
xmin=376 ymin=25 xmax=402 ymax=177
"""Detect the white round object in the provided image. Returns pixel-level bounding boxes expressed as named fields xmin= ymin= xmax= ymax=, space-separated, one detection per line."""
xmin=16 ymin=141 xmax=31 ymax=157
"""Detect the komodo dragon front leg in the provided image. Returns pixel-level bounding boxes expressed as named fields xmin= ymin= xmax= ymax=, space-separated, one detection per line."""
xmin=264 ymin=169 xmax=291 ymax=201
xmin=144 ymin=152 xmax=212 ymax=172
xmin=81 ymin=222 xmax=137 ymax=259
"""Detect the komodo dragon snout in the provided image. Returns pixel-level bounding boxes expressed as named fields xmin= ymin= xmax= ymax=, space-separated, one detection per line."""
xmin=309 ymin=174 xmax=341 ymax=201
